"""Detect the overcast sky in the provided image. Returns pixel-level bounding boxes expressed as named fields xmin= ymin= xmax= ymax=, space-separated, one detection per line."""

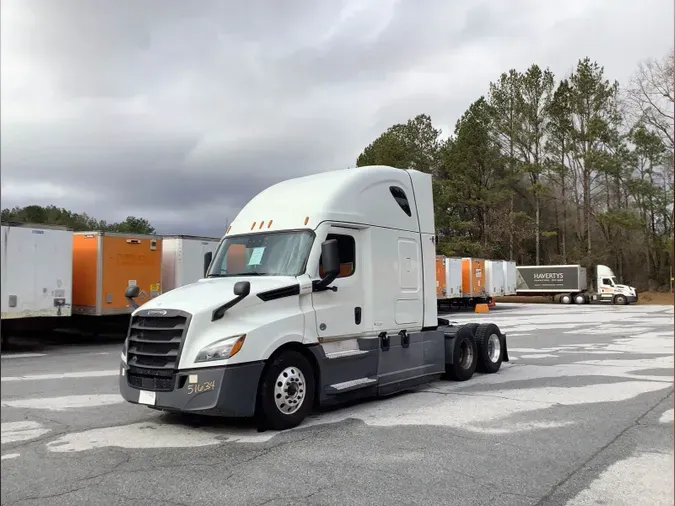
xmin=1 ymin=0 xmax=672 ymax=237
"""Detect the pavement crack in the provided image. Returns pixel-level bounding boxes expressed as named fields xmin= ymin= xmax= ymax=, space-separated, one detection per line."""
xmin=76 ymin=451 xmax=132 ymax=483
xmin=2 ymin=428 xmax=71 ymax=451
xmin=255 ymin=480 xmax=337 ymax=506
xmin=5 ymin=481 xmax=99 ymax=506
xmin=98 ymin=489 xmax=191 ymax=506
xmin=419 ymin=389 xmax=555 ymax=406
xmin=533 ymin=388 xmax=675 ymax=506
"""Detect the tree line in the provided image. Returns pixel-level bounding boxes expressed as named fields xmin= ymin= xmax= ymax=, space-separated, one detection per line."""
xmin=356 ymin=51 xmax=674 ymax=291
xmin=1 ymin=205 xmax=156 ymax=235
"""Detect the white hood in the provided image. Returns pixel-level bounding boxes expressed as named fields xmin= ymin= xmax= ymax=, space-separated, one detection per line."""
xmin=135 ymin=276 xmax=299 ymax=315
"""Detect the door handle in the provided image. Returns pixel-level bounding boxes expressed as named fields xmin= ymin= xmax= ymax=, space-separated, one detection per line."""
xmin=354 ymin=307 xmax=362 ymax=325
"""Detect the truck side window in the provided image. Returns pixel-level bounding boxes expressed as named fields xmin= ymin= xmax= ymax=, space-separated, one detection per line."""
xmin=389 ymin=186 xmax=412 ymax=217
xmin=602 ymin=277 xmax=613 ymax=286
xmin=319 ymin=233 xmax=355 ymax=278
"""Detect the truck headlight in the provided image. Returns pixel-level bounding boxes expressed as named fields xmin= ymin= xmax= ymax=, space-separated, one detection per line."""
xmin=195 ymin=335 xmax=246 ymax=363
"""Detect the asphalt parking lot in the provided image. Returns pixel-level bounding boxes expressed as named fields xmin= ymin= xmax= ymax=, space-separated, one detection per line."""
xmin=1 ymin=303 xmax=673 ymax=506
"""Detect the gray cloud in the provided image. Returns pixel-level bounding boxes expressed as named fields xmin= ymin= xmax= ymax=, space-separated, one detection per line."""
xmin=1 ymin=0 xmax=672 ymax=237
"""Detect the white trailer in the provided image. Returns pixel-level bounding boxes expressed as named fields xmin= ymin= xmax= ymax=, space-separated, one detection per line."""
xmin=485 ymin=260 xmax=506 ymax=297
xmin=1 ymin=223 xmax=73 ymax=320
xmin=503 ymin=261 xmax=517 ymax=295
xmin=120 ymin=166 xmax=510 ymax=430
xmin=161 ymin=235 xmax=221 ymax=292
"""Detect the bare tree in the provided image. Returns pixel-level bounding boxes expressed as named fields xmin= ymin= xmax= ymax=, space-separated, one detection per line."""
xmin=626 ymin=49 xmax=674 ymax=151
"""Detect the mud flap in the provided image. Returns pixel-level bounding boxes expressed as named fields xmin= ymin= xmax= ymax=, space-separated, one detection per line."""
xmin=500 ymin=332 xmax=509 ymax=362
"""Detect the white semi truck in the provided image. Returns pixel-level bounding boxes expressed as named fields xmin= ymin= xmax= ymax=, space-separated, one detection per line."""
xmin=120 ymin=166 xmax=510 ymax=430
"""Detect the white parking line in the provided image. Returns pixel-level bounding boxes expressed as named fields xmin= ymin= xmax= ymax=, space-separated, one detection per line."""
xmin=1 ymin=421 xmax=50 ymax=443
xmin=1 ymin=370 xmax=119 ymax=382
xmin=1 ymin=453 xmax=21 ymax=460
xmin=1 ymin=353 xmax=47 ymax=359
xmin=3 ymin=394 xmax=124 ymax=411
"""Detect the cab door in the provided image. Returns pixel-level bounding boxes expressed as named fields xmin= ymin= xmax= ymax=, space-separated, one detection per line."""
xmin=598 ymin=277 xmax=615 ymax=301
xmin=311 ymin=227 xmax=366 ymax=341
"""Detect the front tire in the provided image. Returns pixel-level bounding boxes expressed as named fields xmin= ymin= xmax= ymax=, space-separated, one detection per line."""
xmin=257 ymin=351 xmax=315 ymax=430
xmin=614 ymin=294 xmax=627 ymax=305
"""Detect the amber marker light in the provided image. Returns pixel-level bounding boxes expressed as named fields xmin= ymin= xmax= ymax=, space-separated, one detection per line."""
xmin=304 ymin=216 xmax=310 ymax=225
xmin=229 ymin=335 xmax=246 ymax=358
xmin=267 ymin=220 xmax=273 ymax=228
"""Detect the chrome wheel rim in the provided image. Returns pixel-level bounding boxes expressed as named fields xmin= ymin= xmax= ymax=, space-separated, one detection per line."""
xmin=487 ymin=334 xmax=501 ymax=363
xmin=459 ymin=341 xmax=474 ymax=369
xmin=274 ymin=367 xmax=306 ymax=415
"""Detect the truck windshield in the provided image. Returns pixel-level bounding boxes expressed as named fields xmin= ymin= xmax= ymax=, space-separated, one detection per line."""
xmin=207 ymin=230 xmax=314 ymax=277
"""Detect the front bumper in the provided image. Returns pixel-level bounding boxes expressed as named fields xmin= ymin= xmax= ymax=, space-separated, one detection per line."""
xmin=627 ymin=294 xmax=638 ymax=303
xmin=119 ymin=361 xmax=265 ymax=417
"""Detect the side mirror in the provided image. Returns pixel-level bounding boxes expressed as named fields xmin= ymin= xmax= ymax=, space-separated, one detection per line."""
xmin=125 ymin=285 xmax=140 ymax=309
xmin=211 ymin=280 xmax=250 ymax=322
xmin=203 ymin=251 xmax=213 ymax=277
xmin=313 ymin=239 xmax=340 ymax=292
xmin=233 ymin=280 xmax=251 ymax=297
xmin=321 ymin=239 xmax=340 ymax=277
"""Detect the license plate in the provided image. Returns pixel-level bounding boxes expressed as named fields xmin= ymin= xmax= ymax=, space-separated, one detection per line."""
xmin=138 ymin=390 xmax=156 ymax=405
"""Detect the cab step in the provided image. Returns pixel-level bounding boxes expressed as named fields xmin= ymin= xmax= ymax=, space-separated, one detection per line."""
xmin=325 ymin=377 xmax=377 ymax=394
xmin=325 ymin=349 xmax=369 ymax=360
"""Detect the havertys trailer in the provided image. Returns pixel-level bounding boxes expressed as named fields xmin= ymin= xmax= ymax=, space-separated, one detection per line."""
xmin=516 ymin=264 xmax=638 ymax=305
xmin=121 ymin=165 xmax=510 ymax=430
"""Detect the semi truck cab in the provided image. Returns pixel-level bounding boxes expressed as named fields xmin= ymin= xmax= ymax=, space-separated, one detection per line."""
xmin=120 ymin=166 xmax=509 ymax=429
xmin=594 ymin=265 xmax=638 ymax=304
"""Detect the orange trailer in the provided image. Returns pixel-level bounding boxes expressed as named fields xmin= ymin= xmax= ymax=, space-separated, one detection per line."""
xmin=72 ymin=232 xmax=162 ymax=316
xmin=461 ymin=257 xmax=486 ymax=297
xmin=435 ymin=256 xmax=445 ymax=298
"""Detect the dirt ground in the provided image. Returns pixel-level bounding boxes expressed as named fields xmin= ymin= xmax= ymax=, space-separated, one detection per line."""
xmin=496 ymin=291 xmax=673 ymax=306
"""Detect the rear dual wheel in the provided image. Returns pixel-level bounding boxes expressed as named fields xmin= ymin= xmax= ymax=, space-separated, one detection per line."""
xmin=446 ymin=326 xmax=477 ymax=381
xmin=472 ymin=323 xmax=503 ymax=374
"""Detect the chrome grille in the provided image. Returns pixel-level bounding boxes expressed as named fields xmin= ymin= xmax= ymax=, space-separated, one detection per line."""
xmin=126 ymin=310 xmax=190 ymax=371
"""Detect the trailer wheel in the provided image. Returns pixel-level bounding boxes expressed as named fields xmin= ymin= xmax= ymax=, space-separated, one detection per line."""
xmin=257 ymin=350 xmax=315 ymax=430
xmin=560 ymin=294 xmax=572 ymax=304
xmin=573 ymin=294 xmax=586 ymax=304
xmin=613 ymin=294 xmax=627 ymax=305
xmin=446 ymin=326 xmax=477 ymax=382
xmin=474 ymin=323 xmax=503 ymax=374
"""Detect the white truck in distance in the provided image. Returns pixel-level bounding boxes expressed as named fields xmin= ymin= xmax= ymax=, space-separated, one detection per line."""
xmin=121 ymin=166 xmax=510 ymax=430
xmin=516 ymin=264 xmax=638 ymax=305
